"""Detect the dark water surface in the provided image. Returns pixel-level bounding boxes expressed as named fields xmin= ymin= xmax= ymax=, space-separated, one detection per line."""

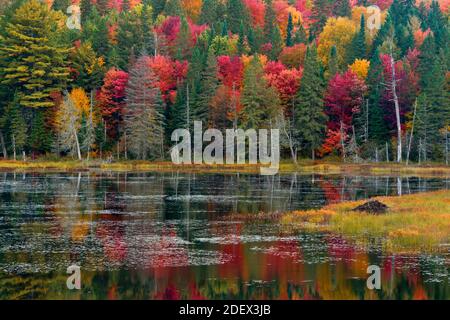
xmin=0 ymin=172 xmax=448 ymax=299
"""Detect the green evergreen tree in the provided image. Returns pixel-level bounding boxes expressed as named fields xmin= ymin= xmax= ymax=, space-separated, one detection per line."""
xmin=240 ymin=56 xmax=280 ymax=129
xmin=226 ymin=0 xmax=249 ymax=34
xmin=326 ymin=45 xmax=338 ymax=79
xmin=29 ymin=109 xmax=52 ymax=154
xmin=286 ymin=12 xmax=294 ymax=47
xmin=116 ymin=9 xmax=144 ymax=69
xmin=294 ymin=45 xmax=327 ymax=159
xmin=164 ymin=0 xmax=183 ymax=17
xmin=367 ymin=49 xmax=389 ymax=143
xmin=151 ymin=0 xmax=167 ymax=19
xmin=348 ymin=14 xmax=367 ymax=63
xmin=293 ymin=21 xmax=307 ymax=44
xmin=175 ymin=16 xmax=192 ymax=60
xmin=0 ymin=0 xmax=70 ymax=108
xmin=269 ymin=25 xmax=283 ymax=60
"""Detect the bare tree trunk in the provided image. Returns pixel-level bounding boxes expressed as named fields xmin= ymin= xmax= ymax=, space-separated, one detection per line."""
xmin=186 ymin=84 xmax=190 ymax=129
xmin=365 ymin=99 xmax=369 ymax=143
xmin=12 ymin=134 xmax=16 ymax=160
xmin=406 ymin=99 xmax=417 ymax=166
xmin=340 ymin=120 xmax=346 ymax=160
xmin=389 ymin=52 xmax=402 ymax=162
xmin=385 ymin=142 xmax=389 ymax=162
xmin=74 ymin=128 xmax=81 ymax=160
xmin=0 ymin=130 xmax=7 ymax=159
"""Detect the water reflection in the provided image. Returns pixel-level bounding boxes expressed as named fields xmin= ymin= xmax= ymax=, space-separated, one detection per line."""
xmin=0 ymin=172 xmax=448 ymax=299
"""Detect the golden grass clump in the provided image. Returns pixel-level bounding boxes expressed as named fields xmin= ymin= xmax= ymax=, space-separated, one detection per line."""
xmin=282 ymin=190 xmax=450 ymax=253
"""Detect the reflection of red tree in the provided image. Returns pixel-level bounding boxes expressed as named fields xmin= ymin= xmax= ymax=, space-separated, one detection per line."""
xmin=319 ymin=180 xmax=342 ymax=204
xmin=154 ymin=284 xmax=181 ymax=300
xmin=96 ymin=216 xmax=128 ymax=263
xmin=326 ymin=235 xmax=356 ymax=266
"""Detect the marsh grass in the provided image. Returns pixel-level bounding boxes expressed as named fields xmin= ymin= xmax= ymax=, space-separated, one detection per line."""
xmin=282 ymin=190 xmax=450 ymax=253
xmin=1 ymin=159 xmax=449 ymax=177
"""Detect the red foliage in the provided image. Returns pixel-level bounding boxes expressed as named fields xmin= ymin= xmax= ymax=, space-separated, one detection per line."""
xmin=322 ymin=70 xmax=366 ymax=153
xmin=264 ymin=61 xmax=302 ymax=105
xmin=97 ymin=68 xmax=129 ymax=139
xmin=243 ymin=0 xmax=266 ymax=27
xmin=217 ymin=55 xmax=244 ymax=88
xmin=294 ymin=0 xmax=312 ymax=28
xmin=156 ymin=16 xmax=208 ymax=49
xmin=147 ymin=55 xmax=188 ymax=103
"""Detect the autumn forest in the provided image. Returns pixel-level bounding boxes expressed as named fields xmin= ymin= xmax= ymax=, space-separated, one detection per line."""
xmin=0 ymin=0 xmax=449 ymax=164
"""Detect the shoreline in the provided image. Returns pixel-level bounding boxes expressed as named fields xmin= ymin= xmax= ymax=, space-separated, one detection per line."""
xmin=0 ymin=159 xmax=449 ymax=176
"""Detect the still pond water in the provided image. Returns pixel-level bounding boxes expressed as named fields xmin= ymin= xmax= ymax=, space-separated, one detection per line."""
xmin=0 ymin=172 xmax=449 ymax=299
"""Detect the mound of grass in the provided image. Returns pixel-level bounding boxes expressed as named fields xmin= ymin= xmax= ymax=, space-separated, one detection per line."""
xmin=282 ymin=190 xmax=450 ymax=253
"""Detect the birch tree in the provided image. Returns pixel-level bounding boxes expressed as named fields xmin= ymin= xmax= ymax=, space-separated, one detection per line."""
xmin=56 ymin=93 xmax=82 ymax=160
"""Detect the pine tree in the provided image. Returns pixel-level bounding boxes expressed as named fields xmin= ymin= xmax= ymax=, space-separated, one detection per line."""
xmin=1 ymin=95 xmax=27 ymax=159
xmin=286 ymin=12 xmax=293 ymax=47
xmin=294 ymin=45 xmax=327 ymax=159
xmin=151 ymin=0 xmax=167 ymax=19
xmin=116 ymin=8 xmax=144 ymax=69
xmin=348 ymin=14 xmax=367 ymax=64
xmin=195 ymin=50 xmax=219 ymax=126
xmin=428 ymin=0 xmax=449 ymax=51
xmin=227 ymin=0 xmax=249 ymax=34
xmin=367 ymin=49 xmax=388 ymax=143
xmin=240 ymin=56 xmax=281 ymax=129
xmin=199 ymin=0 xmax=220 ymax=26
xmin=293 ymin=21 xmax=307 ymax=45
xmin=125 ymin=55 xmax=165 ymax=159
xmin=237 ymin=21 xmax=246 ymax=55
xmin=29 ymin=109 xmax=53 ymax=154
xmin=0 ymin=0 xmax=70 ymax=108
xmin=326 ymin=45 xmax=338 ymax=79
xmin=269 ymin=26 xmax=283 ymax=60
xmin=82 ymin=7 xmax=110 ymax=59
xmin=164 ymin=0 xmax=183 ymax=16
xmin=175 ymin=16 xmax=192 ymax=60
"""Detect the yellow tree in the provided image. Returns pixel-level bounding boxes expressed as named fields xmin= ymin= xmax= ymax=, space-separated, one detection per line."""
xmin=349 ymin=59 xmax=370 ymax=80
xmin=317 ymin=17 xmax=356 ymax=67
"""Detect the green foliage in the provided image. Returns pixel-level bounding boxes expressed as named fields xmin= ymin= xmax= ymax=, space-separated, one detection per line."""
xmin=240 ymin=56 xmax=280 ymax=129
xmin=294 ymin=45 xmax=327 ymax=157
xmin=0 ymin=0 xmax=70 ymax=108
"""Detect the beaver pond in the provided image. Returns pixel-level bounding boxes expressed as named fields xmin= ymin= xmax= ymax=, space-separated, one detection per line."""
xmin=0 ymin=172 xmax=448 ymax=299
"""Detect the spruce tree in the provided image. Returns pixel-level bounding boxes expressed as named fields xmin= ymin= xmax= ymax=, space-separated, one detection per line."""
xmin=240 ymin=56 xmax=280 ymax=129
xmin=294 ymin=45 xmax=327 ymax=158
xmin=293 ymin=21 xmax=307 ymax=44
xmin=226 ymin=0 xmax=249 ymax=34
xmin=326 ymin=46 xmax=338 ymax=79
xmin=367 ymin=49 xmax=389 ymax=143
xmin=348 ymin=14 xmax=367 ymax=64
xmin=286 ymin=12 xmax=294 ymax=47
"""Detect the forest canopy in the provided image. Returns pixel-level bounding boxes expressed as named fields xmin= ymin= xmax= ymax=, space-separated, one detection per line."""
xmin=0 ymin=0 xmax=448 ymax=163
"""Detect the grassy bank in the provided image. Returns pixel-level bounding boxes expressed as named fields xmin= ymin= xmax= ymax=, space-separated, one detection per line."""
xmin=0 ymin=159 xmax=449 ymax=176
xmin=282 ymin=190 xmax=450 ymax=253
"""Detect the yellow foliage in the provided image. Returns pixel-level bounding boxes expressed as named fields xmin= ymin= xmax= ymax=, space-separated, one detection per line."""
xmin=70 ymin=88 xmax=90 ymax=116
xmin=349 ymin=59 xmax=370 ymax=80
xmin=241 ymin=54 xmax=268 ymax=70
xmin=318 ymin=17 xmax=356 ymax=66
